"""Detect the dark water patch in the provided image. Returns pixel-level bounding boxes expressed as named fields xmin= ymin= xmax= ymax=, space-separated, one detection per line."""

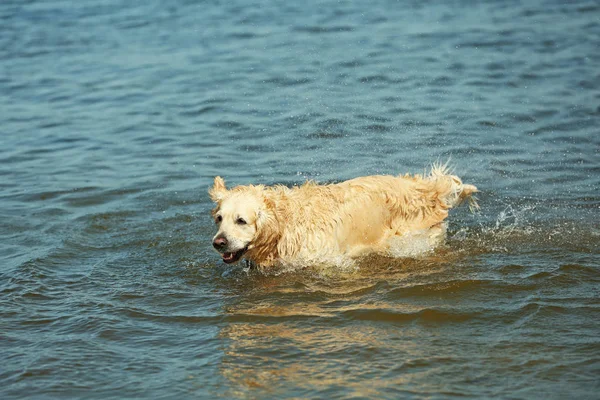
xmin=510 ymin=112 xmax=537 ymax=123
xmin=264 ymin=76 xmax=312 ymax=87
xmin=577 ymin=4 xmax=600 ymax=13
xmin=315 ymin=117 xmax=346 ymax=129
xmin=457 ymin=39 xmax=517 ymax=49
xmin=228 ymin=31 xmax=260 ymax=40
xmin=282 ymin=113 xmax=316 ymax=125
xmin=293 ymin=25 xmax=355 ymax=34
xmin=486 ymin=72 xmax=507 ymax=80
xmin=399 ymin=119 xmax=437 ymax=127
xmin=115 ymin=307 xmax=223 ymax=325
xmin=388 ymin=107 xmax=412 ymax=114
xmin=388 ymin=279 xmax=493 ymax=298
xmin=342 ymin=308 xmax=479 ymax=324
xmin=355 ymin=114 xmax=392 ymax=123
xmin=306 ymin=131 xmax=346 ymax=139
xmin=477 ymin=120 xmax=503 ymax=127
xmin=178 ymin=105 xmax=219 ymax=117
xmin=358 ymin=75 xmax=400 ymax=84
xmin=337 ymin=59 xmax=366 ymax=68
xmin=62 ymin=187 xmax=146 ymax=208
xmin=527 ymin=120 xmax=596 ymax=136
xmin=519 ymin=72 xmax=541 ymax=80
xmin=236 ymin=143 xmax=277 ymax=152
xmin=13 ymin=186 xmax=98 ymax=203
xmin=210 ymin=120 xmax=247 ymax=130
xmin=429 ymin=75 xmax=455 ymax=87
xmin=464 ymin=79 xmax=502 ymax=87
xmin=363 ymin=123 xmax=392 ymax=132
xmin=554 ymin=264 xmax=600 ymax=283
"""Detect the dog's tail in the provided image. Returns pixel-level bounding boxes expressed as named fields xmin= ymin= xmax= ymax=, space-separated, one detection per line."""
xmin=429 ymin=162 xmax=479 ymax=212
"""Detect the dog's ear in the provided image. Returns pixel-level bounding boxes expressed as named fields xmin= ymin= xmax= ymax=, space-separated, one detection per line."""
xmin=257 ymin=197 xmax=275 ymax=225
xmin=255 ymin=197 xmax=280 ymax=245
xmin=209 ymin=176 xmax=227 ymax=202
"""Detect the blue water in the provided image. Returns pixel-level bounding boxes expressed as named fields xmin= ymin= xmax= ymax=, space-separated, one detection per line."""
xmin=1 ymin=0 xmax=599 ymax=398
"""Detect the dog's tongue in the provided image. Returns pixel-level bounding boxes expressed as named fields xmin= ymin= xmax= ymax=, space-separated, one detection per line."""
xmin=222 ymin=252 xmax=235 ymax=262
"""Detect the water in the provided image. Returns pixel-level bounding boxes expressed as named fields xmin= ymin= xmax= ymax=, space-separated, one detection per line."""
xmin=1 ymin=0 xmax=599 ymax=398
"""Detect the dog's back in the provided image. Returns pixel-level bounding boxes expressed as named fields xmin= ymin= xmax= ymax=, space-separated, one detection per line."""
xmin=264 ymin=167 xmax=477 ymax=263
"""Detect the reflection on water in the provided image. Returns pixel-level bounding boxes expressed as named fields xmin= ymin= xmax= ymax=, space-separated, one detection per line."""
xmin=213 ymin=217 xmax=599 ymax=397
xmin=220 ymin=322 xmax=403 ymax=398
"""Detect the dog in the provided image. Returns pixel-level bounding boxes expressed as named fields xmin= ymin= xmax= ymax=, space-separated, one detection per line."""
xmin=209 ymin=165 xmax=478 ymax=268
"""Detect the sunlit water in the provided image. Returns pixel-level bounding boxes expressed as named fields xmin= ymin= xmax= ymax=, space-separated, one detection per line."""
xmin=1 ymin=0 xmax=599 ymax=398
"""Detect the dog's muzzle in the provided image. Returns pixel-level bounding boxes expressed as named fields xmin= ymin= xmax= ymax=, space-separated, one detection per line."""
xmin=221 ymin=247 xmax=248 ymax=264
xmin=213 ymin=235 xmax=249 ymax=264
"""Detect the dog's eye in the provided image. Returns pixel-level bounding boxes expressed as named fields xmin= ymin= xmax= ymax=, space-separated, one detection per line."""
xmin=215 ymin=215 xmax=222 ymax=224
xmin=236 ymin=217 xmax=247 ymax=225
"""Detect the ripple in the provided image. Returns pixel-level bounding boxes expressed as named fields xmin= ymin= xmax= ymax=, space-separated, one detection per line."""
xmin=306 ymin=131 xmax=345 ymax=139
xmin=388 ymin=279 xmax=491 ymax=298
xmin=293 ymin=25 xmax=355 ymax=34
xmin=358 ymin=75 xmax=398 ymax=84
xmin=178 ymin=105 xmax=219 ymax=117
xmin=457 ymin=39 xmax=517 ymax=48
xmin=264 ymin=76 xmax=312 ymax=86
xmin=363 ymin=123 xmax=392 ymax=132
xmin=341 ymin=308 xmax=479 ymax=323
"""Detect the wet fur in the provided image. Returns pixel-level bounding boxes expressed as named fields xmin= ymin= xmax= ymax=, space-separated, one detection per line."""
xmin=209 ymin=165 xmax=478 ymax=268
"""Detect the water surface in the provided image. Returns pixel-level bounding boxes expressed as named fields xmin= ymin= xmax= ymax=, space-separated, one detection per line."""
xmin=1 ymin=0 xmax=599 ymax=398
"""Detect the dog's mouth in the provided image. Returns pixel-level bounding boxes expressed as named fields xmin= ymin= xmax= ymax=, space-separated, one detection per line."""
xmin=221 ymin=247 xmax=247 ymax=264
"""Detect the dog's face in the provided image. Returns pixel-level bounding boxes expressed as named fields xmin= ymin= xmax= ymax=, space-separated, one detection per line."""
xmin=209 ymin=177 xmax=269 ymax=264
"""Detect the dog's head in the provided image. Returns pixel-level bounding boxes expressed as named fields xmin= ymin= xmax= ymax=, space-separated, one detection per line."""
xmin=209 ymin=177 xmax=278 ymax=264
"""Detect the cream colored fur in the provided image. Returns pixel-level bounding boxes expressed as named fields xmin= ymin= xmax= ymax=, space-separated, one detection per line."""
xmin=209 ymin=165 xmax=478 ymax=268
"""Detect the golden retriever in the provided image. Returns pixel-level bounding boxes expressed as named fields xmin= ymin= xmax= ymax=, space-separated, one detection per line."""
xmin=209 ymin=165 xmax=477 ymax=268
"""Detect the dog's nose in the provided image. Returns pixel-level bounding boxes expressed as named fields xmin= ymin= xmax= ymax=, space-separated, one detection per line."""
xmin=213 ymin=236 xmax=228 ymax=250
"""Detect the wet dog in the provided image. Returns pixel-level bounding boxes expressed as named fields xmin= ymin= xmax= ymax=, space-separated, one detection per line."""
xmin=209 ymin=165 xmax=477 ymax=268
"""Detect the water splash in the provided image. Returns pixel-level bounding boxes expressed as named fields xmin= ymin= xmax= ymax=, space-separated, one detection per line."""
xmin=485 ymin=204 xmax=537 ymax=238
